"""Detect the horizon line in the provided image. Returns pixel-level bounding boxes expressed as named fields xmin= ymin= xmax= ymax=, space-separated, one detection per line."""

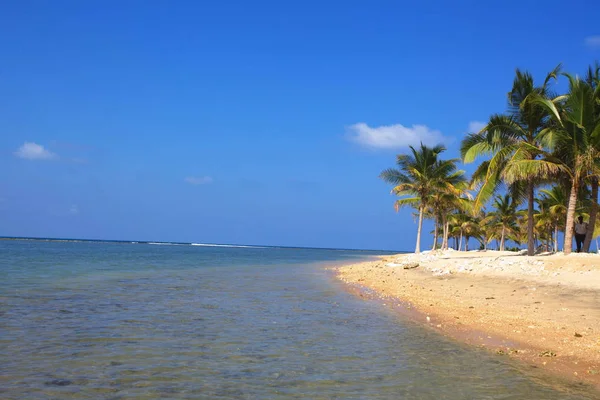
xmin=0 ymin=235 xmax=403 ymax=253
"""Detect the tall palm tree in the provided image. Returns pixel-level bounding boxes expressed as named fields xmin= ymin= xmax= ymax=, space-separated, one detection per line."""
xmin=379 ymin=143 xmax=465 ymax=253
xmin=532 ymin=73 xmax=600 ymax=253
xmin=461 ymin=65 xmax=561 ymax=256
xmin=583 ymin=63 xmax=600 ymax=252
xmin=483 ymin=194 xmax=519 ymax=251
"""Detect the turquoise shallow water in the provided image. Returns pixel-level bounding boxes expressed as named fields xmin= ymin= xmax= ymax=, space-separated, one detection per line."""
xmin=0 ymin=240 xmax=596 ymax=399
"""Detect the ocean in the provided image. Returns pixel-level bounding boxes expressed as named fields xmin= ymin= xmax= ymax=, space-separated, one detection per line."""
xmin=0 ymin=240 xmax=594 ymax=399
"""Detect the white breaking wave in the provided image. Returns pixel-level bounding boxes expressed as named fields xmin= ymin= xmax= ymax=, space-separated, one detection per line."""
xmin=190 ymin=243 xmax=267 ymax=249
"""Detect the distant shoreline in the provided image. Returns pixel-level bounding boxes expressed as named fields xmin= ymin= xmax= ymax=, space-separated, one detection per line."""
xmin=0 ymin=236 xmax=400 ymax=253
xmin=334 ymin=250 xmax=600 ymax=393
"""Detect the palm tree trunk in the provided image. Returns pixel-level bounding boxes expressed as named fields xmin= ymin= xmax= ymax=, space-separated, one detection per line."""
xmin=554 ymin=224 xmax=559 ymax=253
xmin=583 ymin=178 xmax=598 ymax=252
xmin=459 ymin=230 xmax=463 ymax=251
xmin=442 ymin=217 xmax=449 ymax=250
xmin=527 ymin=181 xmax=535 ymax=256
xmin=432 ymin=215 xmax=439 ymax=250
xmin=564 ymin=180 xmax=579 ymax=255
xmin=500 ymin=226 xmax=506 ymax=251
xmin=415 ymin=205 xmax=424 ymax=253
xmin=445 ymin=220 xmax=450 ymax=250
xmin=465 ymin=236 xmax=470 ymax=251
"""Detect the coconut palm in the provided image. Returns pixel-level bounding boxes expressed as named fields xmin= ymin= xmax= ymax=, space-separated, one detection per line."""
xmin=461 ymin=65 xmax=561 ymax=256
xmin=537 ymin=185 xmax=568 ymax=252
xmin=453 ymin=212 xmax=480 ymax=251
xmin=531 ymin=73 xmax=600 ymax=253
xmin=476 ymin=210 xmax=496 ymax=251
xmin=426 ymin=191 xmax=457 ymax=250
xmin=483 ymin=194 xmax=519 ymax=251
xmin=534 ymin=204 xmax=554 ymax=251
xmin=583 ymin=63 xmax=600 ymax=252
xmin=379 ymin=143 xmax=466 ymax=253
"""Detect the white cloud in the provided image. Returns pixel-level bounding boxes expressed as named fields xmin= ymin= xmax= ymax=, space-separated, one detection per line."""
xmin=468 ymin=121 xmax=486 ymax=133
xmin=14 ymin=142 xmax=57 ymax=160
xmin=584 ymin=36 xmax=600 ymax=49
xmin=185 ymin=176 xmax=213 ymax=185
xmin=347 ymin=122 xmax=449 ymax=149
xmin=69 ymin=205 xmax=79 ymax=215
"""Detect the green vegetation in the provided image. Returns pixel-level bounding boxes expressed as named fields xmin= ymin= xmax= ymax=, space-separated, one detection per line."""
xmin=381 ymin=63 xmax=600 ymax=255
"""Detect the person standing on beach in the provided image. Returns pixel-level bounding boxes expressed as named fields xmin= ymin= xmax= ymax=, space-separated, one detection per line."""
xmin=574 ymin=216 xmax=588 ymax=253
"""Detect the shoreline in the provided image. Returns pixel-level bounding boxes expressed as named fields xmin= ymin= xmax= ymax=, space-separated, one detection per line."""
xmin=333 ymin=250 xmax=600 ymax=392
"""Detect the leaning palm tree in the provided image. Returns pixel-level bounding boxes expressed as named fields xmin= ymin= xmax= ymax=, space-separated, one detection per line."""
xmin=461 ymin=65 xmax=561 ymax=256
xmin=531 ymin=74 xmax=600 ymax=253
xmin=379 ymin=143 xmax=466 ymax=253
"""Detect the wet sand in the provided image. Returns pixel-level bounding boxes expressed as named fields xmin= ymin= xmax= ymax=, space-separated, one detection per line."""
xmin=334 ymin=250 xmax=600 ymax=390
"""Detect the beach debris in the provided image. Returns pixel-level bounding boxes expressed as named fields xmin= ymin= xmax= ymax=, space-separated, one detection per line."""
xmin=385 ymin=262 xmax=404 ymax=268
xmin=496 ymin=349 xmax=506 ymax=355
xmin=485 ymin=297 xmax=495 ymax=300
xmin=538 ymin=350 xmax=556 ymax=357
xmin=588 ymin=369 xmax=599 ymax=375
xmin=457 ymin=265 xmax=473 ymax=273
xmin=426 ymin=316 xmax=431 ymax=322
xmin=574 ymin=332 xmax=583 ymax=338
xmin=431 ymin=268 xmax=452 ymax=276
xmin=402 ymin=262 xmax=419 ymax=269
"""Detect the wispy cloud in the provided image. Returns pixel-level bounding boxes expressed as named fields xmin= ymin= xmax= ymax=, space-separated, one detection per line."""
xmin=347 ymin=122 xmax=449 ymax=149
xmin=468 ymin=121 xmax=486 ymax=133
xmin=185 ymin=176 xmax=213 ymax=185
xmin=14 ymin=142 xmax=57 ymax=160
xmin=585 ymin=35 xmax=600 ymax=49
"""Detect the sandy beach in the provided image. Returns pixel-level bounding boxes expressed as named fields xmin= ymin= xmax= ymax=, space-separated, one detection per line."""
xmin=335 ymin=250 xmax=600 ymax=390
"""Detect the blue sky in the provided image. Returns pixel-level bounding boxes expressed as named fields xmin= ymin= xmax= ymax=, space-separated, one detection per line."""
xmin=1 ymin=0 xmax=599 ymax=250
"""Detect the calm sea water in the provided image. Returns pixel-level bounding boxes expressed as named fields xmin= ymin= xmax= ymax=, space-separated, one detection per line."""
xmin=0 ymin=240 xmax=595 ymax=399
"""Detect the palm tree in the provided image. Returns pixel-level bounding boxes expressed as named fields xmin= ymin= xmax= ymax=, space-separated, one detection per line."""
xmin=483 ymin=194 xmax=519 ymax=251
xmin=583 ymin=63 xmax=600 ymax=252
xmin=461 ymin=65 xmax=561 ymax=256
xmin=532 ymin=73 xmax=600 ymax=253
xmin=426 ymin=192 xmax=457 ymax=250
xmin=448 ymin=199 xmax=481 ymax=251
xmin=379 ymin=143 xmax=465 ymax=253
xmin=534 ymin=204 xmax=554 ymax=251
xmin=537 ymin=185 xmax=568 ymax=252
